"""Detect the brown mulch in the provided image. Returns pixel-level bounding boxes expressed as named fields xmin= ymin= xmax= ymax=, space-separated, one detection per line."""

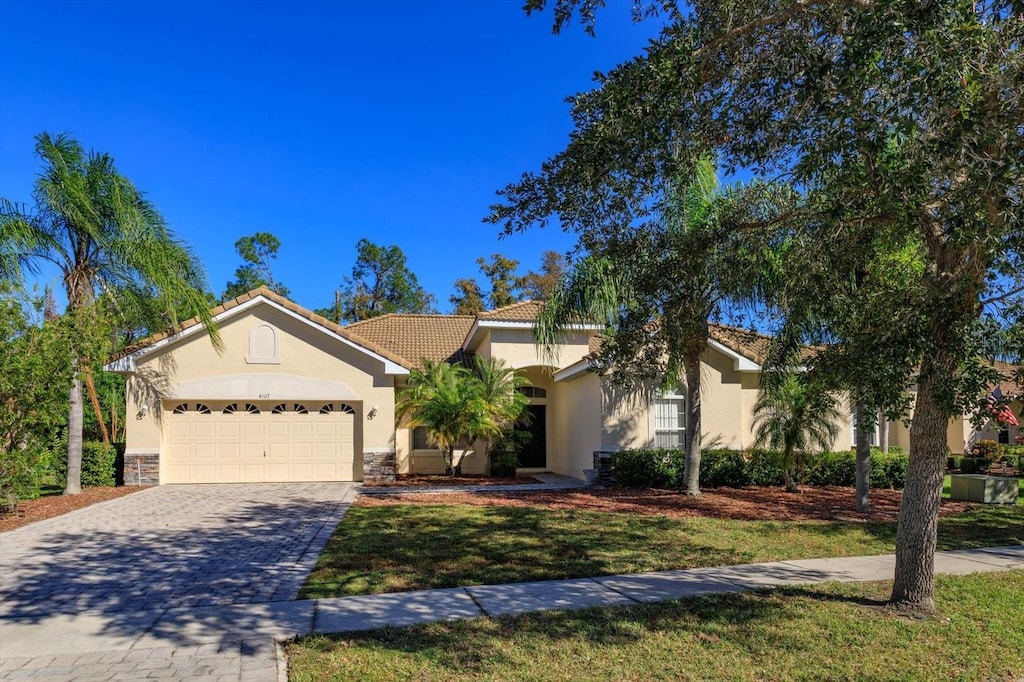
xmin=0 ymin=487 xmax=146 ymax=533
xmin=356 ymin=485 xmax=981 ymax=523
xmin=366 ymin=474 xmax=540 ymax=488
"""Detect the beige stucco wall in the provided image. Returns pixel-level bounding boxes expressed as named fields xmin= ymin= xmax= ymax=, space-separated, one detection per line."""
xmin=549 ymin=372 xmax=602 ymax=479
xmin=481 ymin=328 xmax=592 ymax=370
xmin=124 ymin=303 xmax=398 ymax=478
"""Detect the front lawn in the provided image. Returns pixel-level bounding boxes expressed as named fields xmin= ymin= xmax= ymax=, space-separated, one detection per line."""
xmin=299 ymin=493 xmax=1024 ymax=598
xmin=288 ymin=570 xmax=1024 ymax=682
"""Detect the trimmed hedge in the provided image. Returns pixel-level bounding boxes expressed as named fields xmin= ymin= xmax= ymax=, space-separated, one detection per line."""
xmin=610 ymin=447 xmax=909 ymax=489
xmin=53 ymin=441 xmax=117 ymax=488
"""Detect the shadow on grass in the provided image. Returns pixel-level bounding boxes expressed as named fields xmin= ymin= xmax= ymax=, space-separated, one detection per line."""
xmin=296 ymin=584 xmax=894 ymax=677
xmin=299 ymin=504 xmax=751 ymax=598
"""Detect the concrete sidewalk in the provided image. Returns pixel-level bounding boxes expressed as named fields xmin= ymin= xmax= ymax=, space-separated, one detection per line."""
xmin=358 ymin=472 xmax=589 ymax=496
xmin=2 ymin=545 xmax=1021 ymax=680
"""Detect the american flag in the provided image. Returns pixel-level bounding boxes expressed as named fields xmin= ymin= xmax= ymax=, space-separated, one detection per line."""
xmin=988 ymin=386 xmax=1020 ymax=428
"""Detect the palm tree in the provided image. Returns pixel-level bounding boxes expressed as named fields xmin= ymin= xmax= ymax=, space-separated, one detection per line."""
xmin=395 ymin=358 xmax=529 ymax=476
xmin=752 ymin=372 xmax=841 ymax=493
xmin=0 ymin=132 xmax=216 ymax=494
xmin=536 ymin=155 xmax=727 ymax=497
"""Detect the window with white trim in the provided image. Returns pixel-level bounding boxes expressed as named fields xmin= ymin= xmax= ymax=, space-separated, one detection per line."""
xmin=412 ymin=426 xmax=432 ymax=450
xmin=653 ymin=387 xmax=686 ymax=449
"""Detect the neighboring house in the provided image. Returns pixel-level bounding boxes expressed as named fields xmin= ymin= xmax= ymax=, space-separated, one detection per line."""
xmin=106 ymin=287 xmax=1014 ymax=486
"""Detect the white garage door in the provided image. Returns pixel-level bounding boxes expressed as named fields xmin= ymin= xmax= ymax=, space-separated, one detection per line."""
xmin=163 ymin=401 xmax=356 ymax=483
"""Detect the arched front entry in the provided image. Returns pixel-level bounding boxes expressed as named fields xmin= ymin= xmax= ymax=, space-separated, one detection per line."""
xmin=516 ymin=366 xmax=554 ymax=470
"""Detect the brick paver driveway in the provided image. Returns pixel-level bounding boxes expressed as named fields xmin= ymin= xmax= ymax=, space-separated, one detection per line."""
xmin=0 ymin=483 xmax=355 ymax=619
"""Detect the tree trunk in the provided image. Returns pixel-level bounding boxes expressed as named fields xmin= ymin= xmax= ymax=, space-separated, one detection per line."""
xmin=783 ymin=466 xmax=798 ymax=493
xmin=890 ymin=356 xmax=949 ymax=612
xmin=82 ymin=364 xmax=110 ymax=444
xmin=855 ymin=400 xmax=872 ymax=513
xmin=783 ymin=448 xmax=799 ymax=492
xmin=65 ymin=372 xmax=84 ymax=495
xmin=879 ymin=411 xmax=889 ymax=454
xmin=681 ymin=355 xmax=702 ymax=497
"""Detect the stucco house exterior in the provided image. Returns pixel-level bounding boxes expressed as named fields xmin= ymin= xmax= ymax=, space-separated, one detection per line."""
xmin=106 ymin=287 xmax=1014 ymax=486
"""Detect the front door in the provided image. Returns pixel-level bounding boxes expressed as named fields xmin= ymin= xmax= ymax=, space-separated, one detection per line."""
xmin=518 ymin=405 xmax=547 ymax=468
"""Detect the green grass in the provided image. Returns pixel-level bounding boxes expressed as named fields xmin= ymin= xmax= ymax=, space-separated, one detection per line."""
xmin=299 ymin=502 xmax=1024 ymax=598
xmin=288 ymin=570 xmax=1024 ymax=682
xmin=943 ymin=475 xmax=1023 ymax=505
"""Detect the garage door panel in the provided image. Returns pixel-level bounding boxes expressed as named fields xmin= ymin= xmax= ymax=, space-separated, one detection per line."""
xmin=163 ymin=400 xmax=356 ymax=483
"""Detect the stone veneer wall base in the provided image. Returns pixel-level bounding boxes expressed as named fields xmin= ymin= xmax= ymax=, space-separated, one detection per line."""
xmin=123 ymin=452 xmax=159 ymax=486
xmin=363 ymin=450 xmax=397 ymax=485
xmin=593 ymin=451 xmax=616 ymax=486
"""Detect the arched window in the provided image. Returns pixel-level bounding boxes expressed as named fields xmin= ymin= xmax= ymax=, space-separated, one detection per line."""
xmin=225 ymin=403 xmax=260 ymax=415
xmin=653 ymin=387 xmax=686 ymax=449
xmin=247 ymin=324 xmax=279 ymax=364
xmin=293 ymin=404 xmax=309 ymax=414
xmin=319 ymin=403 xmax=355 ymax=415
xmin=518 ymin=386 xmax=548 ymax=399
xmin=272 ymin=403 xmax=287 ymax=414
xmin=195 ymin=403 xmax=212 ymax=415
xmin=172 ymin=403 xmax=188 ymax=414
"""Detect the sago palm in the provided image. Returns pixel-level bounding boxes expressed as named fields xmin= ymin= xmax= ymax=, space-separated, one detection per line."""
xmin=752 ymin=372 xmax=841 ymax=493
xmin=0 ymin=132 xmax=216 ymax=494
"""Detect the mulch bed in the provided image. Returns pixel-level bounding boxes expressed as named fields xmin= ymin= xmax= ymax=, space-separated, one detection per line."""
xmin=0 ymin=486 xmax=146 ymax=533
xmin=357 ymin=485 xmax=980 ymax=523
xmin=366 ymin=474 xmax=540 ymax=487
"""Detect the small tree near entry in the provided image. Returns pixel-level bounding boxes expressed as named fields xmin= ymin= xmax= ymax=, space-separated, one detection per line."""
xmin=395 ymin=358 xmax=528 ymax=475
xmin=753 ymin=373 xmax=842 ymax=493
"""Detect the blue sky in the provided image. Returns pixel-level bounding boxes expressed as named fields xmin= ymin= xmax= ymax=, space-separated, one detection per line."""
xmin=0 ymin=0 xmax=662 ymax=313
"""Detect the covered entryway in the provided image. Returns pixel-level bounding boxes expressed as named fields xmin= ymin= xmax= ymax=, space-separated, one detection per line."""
xmin=518 ymin=404 xmax=547 ymax=468
xmin=163 ymin=401 xmax=356 ymax=483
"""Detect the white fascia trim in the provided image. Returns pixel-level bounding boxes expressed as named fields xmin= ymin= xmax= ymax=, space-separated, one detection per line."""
xmin=553 ymin=358 xmax=594 ymax=382
xmin=462 ymin=319 xmax=603 ymax=352
xmin=707 ymin=339 xmax=762 ymax=372
xmin=102 ymin=295 xmax=409 ymax=376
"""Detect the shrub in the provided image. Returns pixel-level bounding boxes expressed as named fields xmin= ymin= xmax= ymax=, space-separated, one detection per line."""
xmin=611 ymin=449 xmax=683 ymax=488
xmin=1002 ymin=445 xmax=1023 ymax=468
xmin=699 ymin=449 xmax=749 ymax=487
xmin=745 ymin=450 xmax=786 ymax=487
xmin=489 ymin=448 xmax=519 ymax=478
xmin=0 ymin=445 xmax=53 ymax=511
xmin=959 ymin=457 xmax=989 ymax=474
xmin=804 ymin=451 xmax=857 ymax=487
xmin=52 ymin=441 xmax=117 ymax=488
xmin=869 ymin=450 xmax=909 ymax=489
xmin=969 ymin=439 xmax=1005 ymax=462
xmin=488 ymin=430 xmax=530 ymax=478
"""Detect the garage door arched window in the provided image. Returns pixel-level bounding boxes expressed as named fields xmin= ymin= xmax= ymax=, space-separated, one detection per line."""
xmin=172 ymin=403 xmax=211 ymax=414
xmin=224 ymin=403 xmax=260 ymax=415
xmin=272 ymin=403 xmax=311 ymax=414
xmin=319 ymin=403 xmax=356 ymax=415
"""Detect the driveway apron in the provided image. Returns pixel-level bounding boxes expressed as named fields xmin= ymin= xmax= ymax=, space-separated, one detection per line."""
xmin=0 ymin=483 xmax=355 ymax=670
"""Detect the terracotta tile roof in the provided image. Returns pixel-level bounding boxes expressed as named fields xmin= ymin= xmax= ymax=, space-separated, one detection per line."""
xmin=477 ymin=300 xmax=545 ymax=322
xmin=993 ymin=360 xmax=1023 ymax=398
xmin=344 ymin=314 xmax=476 ymax=368
xmin=111 ymin=287 xmax=414 ymax=369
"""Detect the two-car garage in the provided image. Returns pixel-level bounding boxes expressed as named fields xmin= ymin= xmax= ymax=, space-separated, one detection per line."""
xmin=161 ymin=400 xmax=357 ymax=484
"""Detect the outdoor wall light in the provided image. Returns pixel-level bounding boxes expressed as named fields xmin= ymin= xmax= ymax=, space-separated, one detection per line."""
xmin=367 ymin=406 xmax=378 ymax=420
xmin=137 ymin=404 xmax=149 ymax=419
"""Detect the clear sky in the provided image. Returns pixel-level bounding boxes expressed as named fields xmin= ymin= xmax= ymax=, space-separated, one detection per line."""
xmin=0 ymin=0 xmax=663 ymax=313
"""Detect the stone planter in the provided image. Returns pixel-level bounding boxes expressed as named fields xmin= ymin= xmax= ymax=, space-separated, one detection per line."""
xmin=949 ymin=474 xmax=1019 ymax=505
